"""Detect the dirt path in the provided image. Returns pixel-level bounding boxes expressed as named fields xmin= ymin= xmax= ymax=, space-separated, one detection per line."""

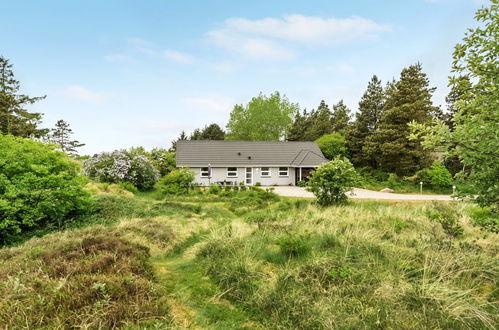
xmin=272 ymin=186 xmax=453 ymax=201
xmin=154 ymin=237 xmax=255 ymax=329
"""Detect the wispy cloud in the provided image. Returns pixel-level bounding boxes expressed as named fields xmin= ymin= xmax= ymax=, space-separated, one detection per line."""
xmin=183 ymin=95 xmax=235 ymax=114
xmin=163 ymin=50 xmax=195 ymax=63
xmin=105 ymin=38 xmax=195 ymax=64
xmin=64 ymin=85 xmax=110 ymax=104
xmin=207 ymin=14 xmax=391 ymax=60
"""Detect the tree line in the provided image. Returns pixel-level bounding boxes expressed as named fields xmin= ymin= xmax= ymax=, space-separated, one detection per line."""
xmin=174 ymin=62 xmax=444 ymax=177
xmin=1 ymin=1 xmax=496 ymax=208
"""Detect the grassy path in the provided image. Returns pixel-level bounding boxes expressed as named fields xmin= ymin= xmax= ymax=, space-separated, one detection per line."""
xmin=153 ymin=236 xmax=256 ymax=329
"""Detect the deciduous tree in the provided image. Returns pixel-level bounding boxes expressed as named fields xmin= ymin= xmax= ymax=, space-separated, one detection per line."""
xmin=226 ymin=92 xmax=298 ymax=141
xmin=410 ymin=2 xmax=499 ymax=207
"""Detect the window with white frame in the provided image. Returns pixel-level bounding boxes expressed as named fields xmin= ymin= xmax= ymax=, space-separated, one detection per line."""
xmin=278 ymin=167 xmax=289 ymax=177
xmin=200 ymin=167 xmax=210 ymax=177
xmin=227 ymin=167 xmax=238 ymax=177
xmin=261 ymin=167 xmax=271 ymax=177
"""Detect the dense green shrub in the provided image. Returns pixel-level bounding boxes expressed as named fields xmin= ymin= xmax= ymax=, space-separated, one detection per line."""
xmin=468 ymin=206 xmax=498 ymax=233
xmin=149 ymin=148 xmax=176 ymax=176
xmin=156 ymin=168 xmax=194 ymax=195
xmin=315 ymin=132 xmax=348 ymax=160
xmin=116 ymin=181 xmax=138 ymax=193
xmin=83 ymin=149 xmax=159 ymax=190
xmin=307 ymin=157 xmax=359 ymax=205
xmin=0 ymin=134 xmax=92 ymax=245
xmin=416 ymin=161 xmax=453 ymax=188
xmin=208 ymin=184 xmax=222 ymax=194
xmin=277 ymin=235 xmax=311 ymax=258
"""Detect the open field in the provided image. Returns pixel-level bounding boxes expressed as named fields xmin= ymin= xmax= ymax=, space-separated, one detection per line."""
xmin=0 ymin=188 xmax=497 ymax=329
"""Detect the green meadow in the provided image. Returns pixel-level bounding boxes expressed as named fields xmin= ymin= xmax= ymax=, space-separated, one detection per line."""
xmin=1 ymin=186 xmax=497 ymax=329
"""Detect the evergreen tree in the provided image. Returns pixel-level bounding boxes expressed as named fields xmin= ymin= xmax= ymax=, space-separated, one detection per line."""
xmin=287 ymin=110 xmax=306 ymax=141
xmin=304 ymin=100 xmax=333 ymax=141
xmin=169 ymin=130 xmax=188 ymax=151
xmin=345 ymin=75 xmax=385 ymax=167
xmin=190 ymin=128 xmax=202 ymax=140
xmin=330 ymin=100 xmax=351 ymax=133
xmin=200 ymin=123 xmax=225 ymax=140
xmin=366 ymin=63 xmax=438 ymax=176
xmin=49 ymin=120 xmax=85 ymax=156
xmin=0 ymin=56 xmax=47 ymax=137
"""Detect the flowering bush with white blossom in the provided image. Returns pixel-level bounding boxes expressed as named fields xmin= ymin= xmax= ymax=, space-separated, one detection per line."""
xmin=84 ymin=149 xmax=159 ymax=190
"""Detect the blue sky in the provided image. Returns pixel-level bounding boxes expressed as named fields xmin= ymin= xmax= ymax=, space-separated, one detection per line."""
xmin=0 ymin=0 xmax=486 ymax=154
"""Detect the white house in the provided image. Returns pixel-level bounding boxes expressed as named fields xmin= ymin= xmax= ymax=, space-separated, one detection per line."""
xmin=176 ymin=140 xmax=329 ymax=186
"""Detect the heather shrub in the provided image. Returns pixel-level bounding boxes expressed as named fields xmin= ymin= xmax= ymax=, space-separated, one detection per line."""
xmin=0 ymin=134 xmax=92 ymax=245
xmin=83 ymin=149 xmax=159 ymax=190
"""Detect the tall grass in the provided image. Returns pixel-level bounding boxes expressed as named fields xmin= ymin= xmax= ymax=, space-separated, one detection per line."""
xmin=0 ymin=186 xmax=497 ymax=329
xmin=197 ymin=201 xmax=498 ymax=329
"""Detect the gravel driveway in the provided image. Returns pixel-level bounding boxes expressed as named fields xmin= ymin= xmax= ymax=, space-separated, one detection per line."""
xmin=271 ymin=186 xmax=453 ymax=201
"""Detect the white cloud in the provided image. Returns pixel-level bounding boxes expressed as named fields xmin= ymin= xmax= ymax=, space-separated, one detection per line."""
xmin=183 ymin=95 xmax=235 ymax=114
xmin=64 ymin=85 xmax=110 ymax=104
xmin=163 ymin=50 xmax=195 ymax=63
xmin=207 ymin=14 xmax=391 ymax=59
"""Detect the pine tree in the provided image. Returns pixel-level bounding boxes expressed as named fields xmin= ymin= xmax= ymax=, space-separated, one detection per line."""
xmin=200 ymin=123 xmax=225 ymax=140
xmin=345 ymin=75 xmax=385 ymax=167
xmin=190 ymin=128 xmax=202 ymax=140
xmin=330 ymin=100 xmax=351 ymax=133
xmin=287 ymin=110 xmax=305 ymax=141
xmin=304 ymin=100 xmax=333 ymax=141
xmin=0 ymin=56 xmax=47 ymax=137
xmin=365 ymin=63 xmax=438 ymax=176
xmin=49 ymin=120 xmax=85 ymax=156
xmin=169 ymin=130 xmax=188 ymax=151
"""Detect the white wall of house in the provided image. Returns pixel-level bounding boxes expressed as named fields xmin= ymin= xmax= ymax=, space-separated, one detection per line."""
xmin=189 ymin=167 xmax=296 ymax=186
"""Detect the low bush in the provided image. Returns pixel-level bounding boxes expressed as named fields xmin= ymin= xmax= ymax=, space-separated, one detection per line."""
xmin=0 ymin=134 xmax=92 ymax=246
xmin=307 ymin=157 xmax=359 ymax=205
xmin=416 ymin=161 xmax=453 ymax=188
xmin=276 ymin=234 xmax=311 ymax=258
xmin=0 ymin=228 xmax=171 ymax=328
xmin=208 ymin=184 xmax=222 ymax=194
xmin=117 ymin=181 xmax=138 ymax=193
xmin=426 ymin=203 xmax=464 ymax=237
xmin=468 ymin=206 xmax=499 ymax=233
xmin=156 ymin=168 xmax=194 ymax=195
xmin=83 ymin=149 xmax=159 ymax=190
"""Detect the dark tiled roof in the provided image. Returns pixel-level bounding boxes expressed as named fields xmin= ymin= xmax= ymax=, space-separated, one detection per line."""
xmin=176 ymin=140 xmax=328 ymax=167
